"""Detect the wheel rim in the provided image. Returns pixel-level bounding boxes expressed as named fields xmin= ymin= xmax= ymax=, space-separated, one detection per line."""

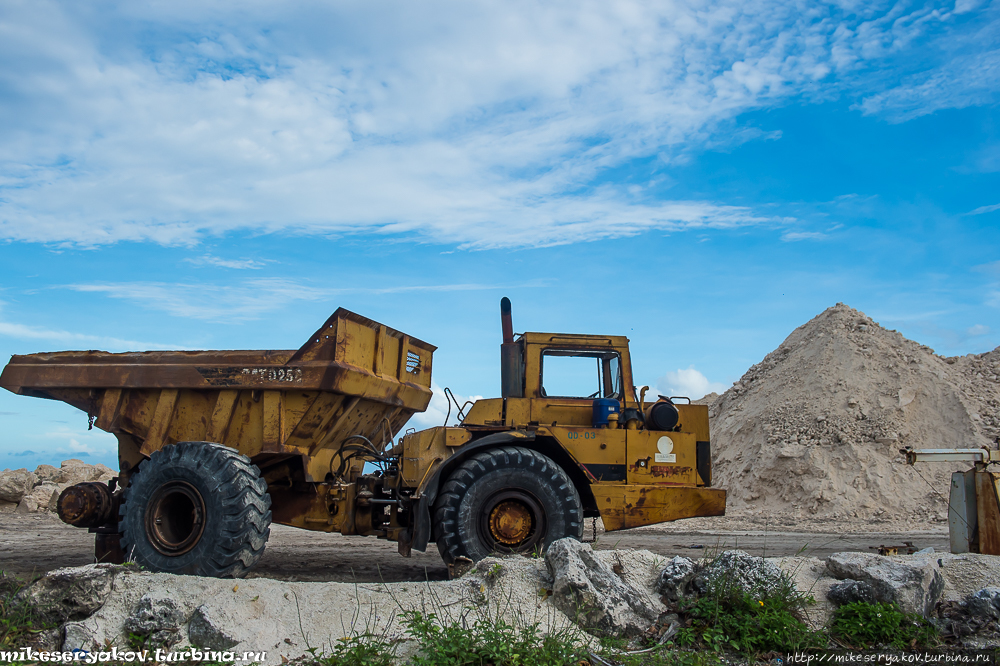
xmin=144 ymin=481 xmax=207 ymax=556
xmin=480 ymin=490 xmax=546 ymax=553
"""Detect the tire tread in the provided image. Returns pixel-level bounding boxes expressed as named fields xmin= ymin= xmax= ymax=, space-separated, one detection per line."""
xmin=120 ymin=441 xmax=271 ymax=578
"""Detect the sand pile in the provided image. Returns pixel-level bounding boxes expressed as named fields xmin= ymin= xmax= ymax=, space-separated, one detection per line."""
xmin=708 ymin=303 xmax=999 ymax=527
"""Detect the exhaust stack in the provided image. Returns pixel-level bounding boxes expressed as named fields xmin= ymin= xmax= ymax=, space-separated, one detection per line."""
xmin=500 ymin=297 xmax=523 ymax=398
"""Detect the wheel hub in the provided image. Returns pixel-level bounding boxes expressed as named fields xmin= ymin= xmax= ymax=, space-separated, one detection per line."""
xmin=489 ymin=500 xmax=533 ymax=545
xmin=145 ymin=481 xmax=206 ymax=556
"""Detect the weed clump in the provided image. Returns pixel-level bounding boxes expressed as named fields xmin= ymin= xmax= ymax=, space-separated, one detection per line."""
xmin=0 ymin=571 xmax=55 ymax=649
xmin=402 ymin=610 xmax=586 ymax=666
xmin=670 ymin=557 xmax=824 ymax=655
xmin=296 ymin=637 xmax=396 ymax=666
xmin=831 ymin=601 xmax=937 ymax=650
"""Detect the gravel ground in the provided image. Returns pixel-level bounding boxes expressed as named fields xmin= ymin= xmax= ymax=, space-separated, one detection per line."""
xmin=0 ymin=512 xmax=949 ymax=582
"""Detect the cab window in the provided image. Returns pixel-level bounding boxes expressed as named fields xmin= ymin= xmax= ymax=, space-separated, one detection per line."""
xmin=540 ymin=350 xmax=621 ymax=399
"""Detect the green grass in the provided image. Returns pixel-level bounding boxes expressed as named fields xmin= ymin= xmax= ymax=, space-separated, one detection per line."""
xmin=667 ymin=560 xmax=825 ymax=656
xmin=401 ymin=610 xmax=586 ymax=666
xmin=294 ymin=637 xmax=397 ymax=666
xmin=0 ymin=571 xmax=56 ymax=650
xmin=830 ymin=601 xmax=938 ymax=650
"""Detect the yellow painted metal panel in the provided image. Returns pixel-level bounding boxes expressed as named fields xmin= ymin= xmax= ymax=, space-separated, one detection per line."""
xmin=626 ymin=430 xmax=698 ymax=486
xmin=504 ymin=398 xmax=532 ymax=427
xmin=170 ymin=390 xmax=214 ymax=443
xmin=592 ymin=485 xmax=726 ymax=531
xmin=675 ymin=404 xmax=709 ymax=442
xmin=205 ymin=390 xmax=239 ymax=443
xmin=95 ymin=388 xmax=124 ymax=431
xmin=262 ymin=390 xmax=284 ymax=451
xmin=544 ymin=426 xmax=626 ymax=484
xmin=531 ymin=398 xmax=592 ymax=427
xmin=140 ymin=389 xmax=178 ymax=455
xmin=400 ymin=427 xmax=447 ymax=487
xmin=463 ymin=398 xmax=503 ymax=425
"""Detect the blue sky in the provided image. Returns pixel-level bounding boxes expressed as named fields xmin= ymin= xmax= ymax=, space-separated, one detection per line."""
xmin=1 ymin=0 xmax=998 ymax=471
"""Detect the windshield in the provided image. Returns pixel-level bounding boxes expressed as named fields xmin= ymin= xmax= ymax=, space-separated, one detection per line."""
xmin=540 ymin=350 xmax=621 ymax=399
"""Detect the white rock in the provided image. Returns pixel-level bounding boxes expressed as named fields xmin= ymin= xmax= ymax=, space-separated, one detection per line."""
xmin=965 ymin=587 xmax=1000 ymax=621
xmin=702 ymin=550 xmax=790 ymax=599
xmin=20 ymin=563 xmax=121 ymax=623
xmin=545 ymin=538 xmax=659 ymax=637
xmin=16 ymin=483 xmax=61 ymax=513
xmin=34 ymin=464 xmax=61 ymax=482
xmin=0 ymin=468 xmax=38 ymax=503
xmin=188 ymin=606 xmax=241 ymax=650
xmin=826 ymin=552 xmax=943 ymax=617
xmin=655 ymin=556 xmax=696 ymax=602
xmin=63 ymin=622 xmax=99 ymax=652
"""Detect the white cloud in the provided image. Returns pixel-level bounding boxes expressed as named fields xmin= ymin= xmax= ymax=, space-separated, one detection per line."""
xmin=0 ymin=0 xmax=988 ymax=249
xmin=858 ymin=54 xmax=1000 ymax=122
xmin=64 ymin=279 xmax=516 ymax=321
xmin=968 ymin=203 xmax=1000 ymax=216
xmin=781 ymin=231 xmax=828 ymax=241
xmin=968 ymin=324 xmax=990 ymax=336
xmin=655 ymin=366 xmax=727 ymax=401
xmin=0 ymin=299 xmax=189 ymax=350
xmin=185 ymin=255 xmax=270 ymax=269
xmin=40 ymin=426 xmax=118 ymax=459
xmin=67 ymin=279 xmax=330 ymax=322
xmin=407 ymin=382 xmax=484 ymax=431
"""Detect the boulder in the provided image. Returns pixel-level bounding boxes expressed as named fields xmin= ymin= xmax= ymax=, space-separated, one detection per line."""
xmin=827 ymin=579 xmax=877 ymax=606
xmin=16 ymin=483 xmax=60 ymax=513
xmin=34 ymin=464 xmax=61 ymax=483
xmin=0 ymin=468 xmax=37 ymax=503
xmin=701 ymin=550 xmax=789 ymax=599
xmin=63 ymin=622 xmax=100 ymax=652
xmin=124 ymin=594 xmax=189 ymax=648
xmin=826 ymin=552 xmax=943 ymax=617
xmin=655 ymin=556 xmax=697 ymax=603
xmin=965 ymin=587 xmax=1000 ymax=621
xmin=545 ymin=538 xmax=659 ymax=637
xmin=0 ymin=500 xmax=16 ymax=513
xmin=51 ymin=460 xmax=115 ymax=486
xmin=188 ymin=606 xmax=241 ymax=650
xmin=20 ymin=564 xmax=120 ymax=623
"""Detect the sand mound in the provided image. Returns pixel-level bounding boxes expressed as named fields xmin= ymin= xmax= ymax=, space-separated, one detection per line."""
xmin=709 ymin=303 xmax=999 ymax=527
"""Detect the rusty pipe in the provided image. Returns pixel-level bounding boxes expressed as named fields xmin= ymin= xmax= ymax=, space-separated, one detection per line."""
xmin=57 ymin=482 xmax=116 ymax=528
xmin=500 ymin=297 xmax=514 ymax=344
xmin=500 ymin=297 xmax=524 ymax=398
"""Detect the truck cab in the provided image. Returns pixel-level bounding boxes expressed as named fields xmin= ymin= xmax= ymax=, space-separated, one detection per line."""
xmin=398 ymin=300 xmax=724 ymax=562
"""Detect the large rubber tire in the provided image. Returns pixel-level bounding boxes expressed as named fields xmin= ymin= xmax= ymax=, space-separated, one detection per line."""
xmin=433 ymin=446 xmax=583 ymax=563
xmin=119 ymin=441 xmax=271 ymax=578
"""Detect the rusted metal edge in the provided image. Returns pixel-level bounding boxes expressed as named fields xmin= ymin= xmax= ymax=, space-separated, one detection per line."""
xmin=0 ymin=360 xmax=432 ymax=405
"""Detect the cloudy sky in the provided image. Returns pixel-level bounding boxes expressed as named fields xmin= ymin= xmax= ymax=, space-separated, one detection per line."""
xmin=1 ymin=0 xmax=998 ymax=470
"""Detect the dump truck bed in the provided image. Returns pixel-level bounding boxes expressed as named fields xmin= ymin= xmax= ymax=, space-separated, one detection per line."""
xmin=0 ymin=308 xmax=435 ymax=484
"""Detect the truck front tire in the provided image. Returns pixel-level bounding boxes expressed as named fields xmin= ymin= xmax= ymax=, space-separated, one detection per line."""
xmin=433 ymin=446 xmax=583 ymax=563
xmin=120 ymin=441 xmax=271 ymax=578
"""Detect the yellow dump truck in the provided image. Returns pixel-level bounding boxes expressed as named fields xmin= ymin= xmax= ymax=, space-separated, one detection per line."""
xmin=0 ymin=299 xmax=725 ymax=577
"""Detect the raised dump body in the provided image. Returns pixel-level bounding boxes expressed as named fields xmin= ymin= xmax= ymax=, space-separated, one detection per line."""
xmin=0 ymin=308 xmax=435 ymax=568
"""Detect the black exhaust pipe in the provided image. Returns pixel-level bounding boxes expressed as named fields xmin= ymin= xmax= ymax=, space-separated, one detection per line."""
xmin=501 ymin=297 xmax=514 ymax=344
xmin=500 ymin=297 xmax=523 ymax=398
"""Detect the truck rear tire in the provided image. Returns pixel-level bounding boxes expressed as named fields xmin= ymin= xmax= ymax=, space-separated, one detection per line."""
xmin=119 ymin=441 xmax=271 ymax=578
xmin=433 ymin=446 xmax=583 ymax=563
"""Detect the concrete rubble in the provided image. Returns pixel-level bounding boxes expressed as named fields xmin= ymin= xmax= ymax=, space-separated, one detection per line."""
xmin=0 ymin=460 xmax=116 ymax=515
xmin=826 ymin=551 xmax=944 ymax=617
xmin=545 ymin=538 xmax=660 ymax=637
xmin=15 ymin=547 xmax=999 ymax=664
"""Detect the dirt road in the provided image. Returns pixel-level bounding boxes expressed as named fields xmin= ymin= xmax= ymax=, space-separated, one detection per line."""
xmin=0 ymin=513 xmax=949 ymax=582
